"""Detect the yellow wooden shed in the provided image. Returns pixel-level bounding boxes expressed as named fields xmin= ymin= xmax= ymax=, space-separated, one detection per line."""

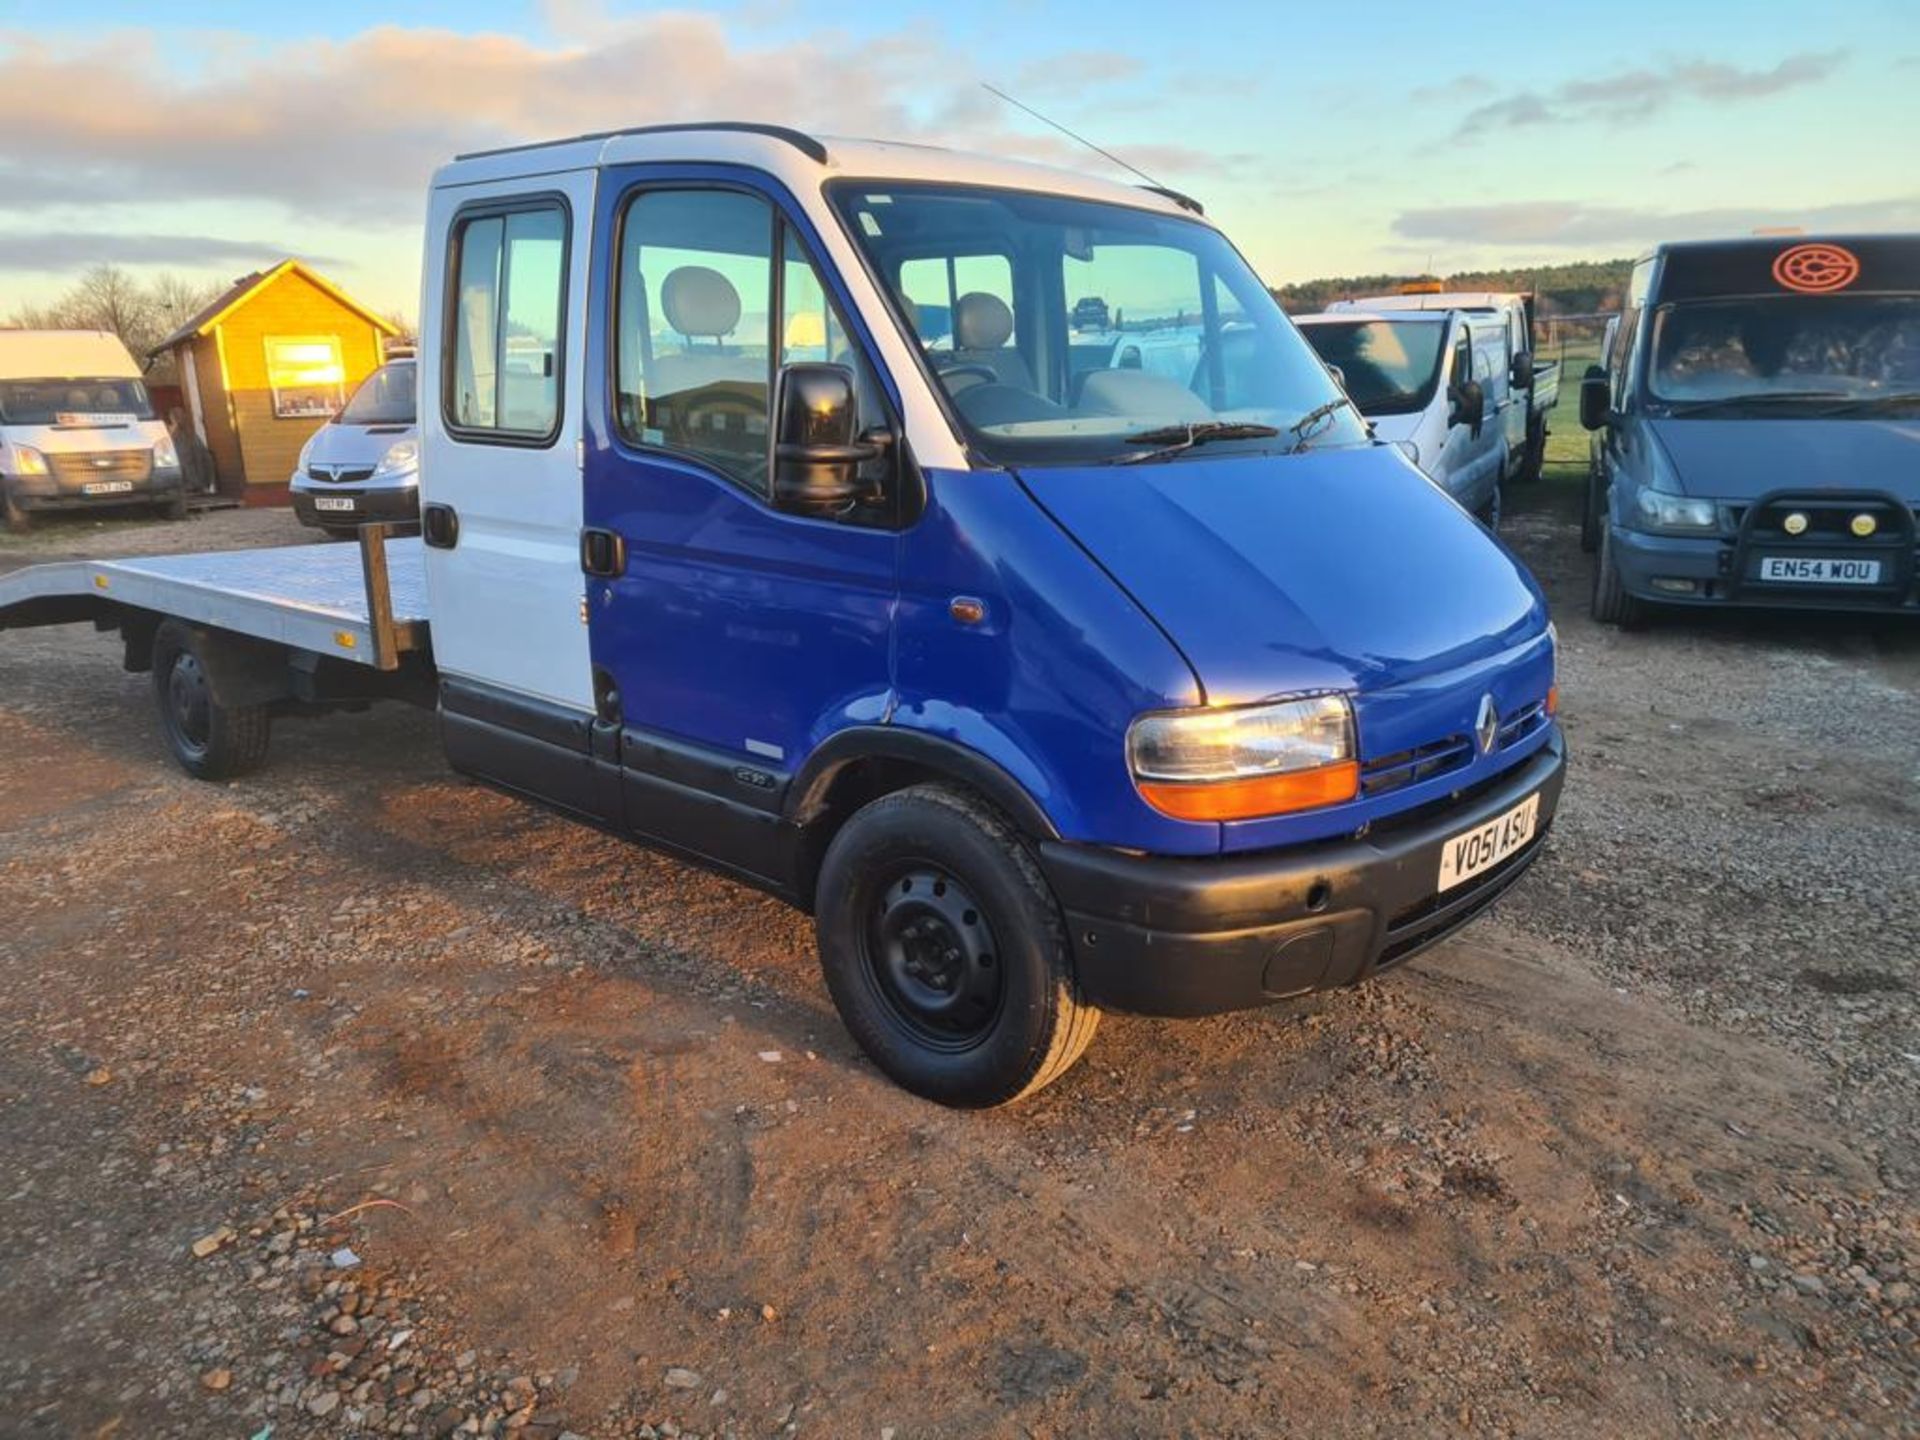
xmin=151 ymin=261 xmax=399 ymax=504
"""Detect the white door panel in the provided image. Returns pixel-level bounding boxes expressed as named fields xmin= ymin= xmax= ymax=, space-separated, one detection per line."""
xmin=418 ymin=171 xmax=597 ymax=711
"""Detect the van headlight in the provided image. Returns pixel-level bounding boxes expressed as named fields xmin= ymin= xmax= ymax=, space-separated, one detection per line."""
xmin=1129 ymin=694 xmax=1358 ymax=821
xmin=372 ymin=439 xmax=418 ymax=480
xmin=1634 ymin=489 xmax=1717 ymax=533
xmin=10 ymin=445 xmax=49 ymax=477
xmin=152 ymin=433 xmax=180 ymax=472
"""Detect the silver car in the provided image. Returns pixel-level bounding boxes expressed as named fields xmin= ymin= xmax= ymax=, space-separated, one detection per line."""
xmin=289 ymin=359 xmax=418 ymax=533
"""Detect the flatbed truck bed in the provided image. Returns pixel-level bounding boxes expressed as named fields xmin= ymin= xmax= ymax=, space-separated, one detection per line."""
xmin=0 ymin=528 xmax=429 ymax=670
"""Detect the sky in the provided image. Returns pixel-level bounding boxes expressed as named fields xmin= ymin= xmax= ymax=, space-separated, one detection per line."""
xmin=0 ymin=0 xmax=1916 ymax=318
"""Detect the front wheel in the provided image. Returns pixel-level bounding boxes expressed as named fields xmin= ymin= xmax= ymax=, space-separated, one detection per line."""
xmin=151 ymin=621 xmax=272 ymax=779
xmin=1591 ymin=523 xmax=1647 ymax=628
xmin=3 ymin=486 xmax=30 ymax=534
xmin=1579 ymin=465 xmax=1603 ymax=553
xmin=814 ymin=785 xmax=1100 ymax=1107
xmin=1515 ymin=416 xmax=1547 ymax=484
xmin=1476 ymin=481 xmax=1503 ymax=532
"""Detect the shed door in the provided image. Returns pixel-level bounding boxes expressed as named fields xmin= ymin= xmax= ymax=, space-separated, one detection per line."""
xmin=419 ymin=170 xmax=596 ymax=711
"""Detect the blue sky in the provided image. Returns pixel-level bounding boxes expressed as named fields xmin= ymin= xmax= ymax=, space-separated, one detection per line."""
xmin=1 ymin=0 xmax=1916 ymax=316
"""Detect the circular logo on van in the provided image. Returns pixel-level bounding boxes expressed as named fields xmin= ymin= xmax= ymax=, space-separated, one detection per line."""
xmin=1772 ymin=243 xmax=1860 ymax=294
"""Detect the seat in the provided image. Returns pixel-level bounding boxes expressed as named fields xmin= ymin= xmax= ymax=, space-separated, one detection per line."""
xmin=938 ymin=292 xmax=1036 ymax=393
xmin=646 ymin=265 xmax=769 ymax=467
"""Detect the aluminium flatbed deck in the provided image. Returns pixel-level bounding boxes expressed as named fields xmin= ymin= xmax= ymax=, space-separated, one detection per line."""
xmin=0 ymin=532 xmax=430 ymax=668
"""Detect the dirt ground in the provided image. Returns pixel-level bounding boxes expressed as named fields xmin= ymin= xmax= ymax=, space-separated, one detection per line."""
xmin=1 ymin=493 xmax=1915 ymax=1439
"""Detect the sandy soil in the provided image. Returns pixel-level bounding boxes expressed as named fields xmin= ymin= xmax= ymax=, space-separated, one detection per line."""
xmin=1 ymin=495 xmax=1914 ymax=1438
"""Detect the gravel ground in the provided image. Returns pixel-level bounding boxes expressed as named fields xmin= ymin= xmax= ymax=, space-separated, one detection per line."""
xmin=1 ymin=494 xmax=1915 ymax=1438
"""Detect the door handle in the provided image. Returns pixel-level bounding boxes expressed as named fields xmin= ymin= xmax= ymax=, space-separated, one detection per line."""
xmin=580 ymin=527 xmax=626 ymax=578
xmin=422 ymin=503 xmax=459 ymax=550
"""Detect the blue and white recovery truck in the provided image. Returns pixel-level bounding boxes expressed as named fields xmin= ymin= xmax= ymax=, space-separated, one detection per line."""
xmin=0 ymin=124 xmax=1565 ymax=1106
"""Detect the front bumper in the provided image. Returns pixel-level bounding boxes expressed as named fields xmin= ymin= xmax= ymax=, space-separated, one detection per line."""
xmin=6 ymin=470 xmax=181 ymax=512
xmin=290 ymin=480 xmax=420 ymax=529
xmin=1039 ymin=731 xmax=1566 ymax=1016
xmin=1610 ymin=490 xmax=1920 ymax=613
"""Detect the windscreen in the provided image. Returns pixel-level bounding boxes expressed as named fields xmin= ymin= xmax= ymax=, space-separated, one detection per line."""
xmin=829 ymin=182 xmax=1368 ymax=465
xmin=339 ymin=361 xmax=418 ymax=425
xmin=0 ymin=376 xmax=154 ymax=426
xmin=1298 ymin=320 xmax=1447 ymax=416
xmin=1649 ymin=295 xmax=1920 ymax=404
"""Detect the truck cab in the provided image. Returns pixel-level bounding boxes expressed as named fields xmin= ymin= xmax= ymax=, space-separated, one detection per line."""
xmin=1582 ymin=235 xmax=1920 ymax=624
xmin=1295 ymin=308 xmax=1507 ymax=524
xmin=414 ymin=126 xmax=1562 ymax=1103
xmin=1 ymin=125 xmax=1564 ymax=1108
xmin=0 ymin=330 xmax=186 ymax=532
xmin=1330 ymin=291 xmax=1558 ymax=484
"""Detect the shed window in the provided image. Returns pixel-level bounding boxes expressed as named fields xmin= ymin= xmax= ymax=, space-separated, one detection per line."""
xmin=446 ymin=202 xmax=567 ymax=442
xmin=263 ymin=335 xmax=345 ymax=419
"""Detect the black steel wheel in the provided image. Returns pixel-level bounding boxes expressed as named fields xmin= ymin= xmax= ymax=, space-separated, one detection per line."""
xmin=815 ymin=785 xmax=1099 ymax=1107
xmin=151 ymin=620 xmax=272 ymax=780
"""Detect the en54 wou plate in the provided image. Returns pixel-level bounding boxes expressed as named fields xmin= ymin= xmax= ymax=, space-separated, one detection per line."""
xmin=1437 ymin=792 xmax=1539 ymax=892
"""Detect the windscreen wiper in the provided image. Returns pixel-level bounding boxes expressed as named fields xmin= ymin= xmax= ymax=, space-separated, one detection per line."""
xmin=1285 ymin=395 xmax=1357 ymax=452
xmin=1662 ymin=390 xmax=1857 ymax=416
xmin=1799 ymin=392 xmax=1920 ymax=417
xmin=1116 ymin=421 xmax=1282 ymax=465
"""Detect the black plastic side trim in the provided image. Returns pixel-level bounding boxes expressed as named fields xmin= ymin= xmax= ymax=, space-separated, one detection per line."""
xmin=620 ymin=727 xmax=789 ymax=815
xmin=441 ymin=676 xmax=593 ymax=754
xmin=785 ymin=727 xmax=1060 ymax=839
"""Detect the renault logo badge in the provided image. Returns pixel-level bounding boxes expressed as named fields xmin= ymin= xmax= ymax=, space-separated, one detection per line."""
xmin=1851 ymin=512 xmax=1877 ymax=537
xmin=1475 ymin=694 xmax=1499 ymax=755
xmin=1783 ymin=511 xmax=1809 ymax=536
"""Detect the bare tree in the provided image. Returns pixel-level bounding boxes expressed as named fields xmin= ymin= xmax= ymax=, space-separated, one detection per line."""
xmin=4 ymin=268 xmax=222 ymax=382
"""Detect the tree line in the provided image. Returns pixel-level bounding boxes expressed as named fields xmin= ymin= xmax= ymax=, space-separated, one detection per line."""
xmin=5 ymin=265 xmax=226 ymax=382
xmin=1271 ymin=258 xmax=1633 ymax=317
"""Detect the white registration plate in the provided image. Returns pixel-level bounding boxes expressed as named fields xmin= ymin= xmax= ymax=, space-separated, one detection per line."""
xmin=313 ymin=496 xmax=357 ymax=512
xmin=1758 ymin=556 xmax=1881 ymax=585
xmin=81 ymin=480 xmax=135 ymax=495
xmin=1437 ymin=792 xmax=1539 ymax=892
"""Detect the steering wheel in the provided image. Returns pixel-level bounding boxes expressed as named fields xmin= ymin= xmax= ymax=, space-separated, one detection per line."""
xmin=937 ymin=364 xmax=1000 ymax=388
xmin=670 ymin=390 xmax=768 ymax=448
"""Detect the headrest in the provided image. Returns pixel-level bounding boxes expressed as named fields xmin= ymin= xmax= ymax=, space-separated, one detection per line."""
xmin=953 ymin=291 xmax=1014 ymax=351
xmin=661 ymin=265 xmax=741 ymax=339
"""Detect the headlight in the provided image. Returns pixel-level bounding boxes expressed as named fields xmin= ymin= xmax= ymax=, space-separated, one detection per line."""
xmin=152 ymin=433 xmax=179 ymax=470
xmin=11 ymin=445 xmax=48 ymax=477
xmin=1393 ymin=439 xmax=1421 ymax=468
xmin=372 ymin=439 xmax=418 ymax=479
xmin=1128 ymin=694 xmax=1357 ymax=821
xmin=1633 ymin=489 xmax=1717 ymax=533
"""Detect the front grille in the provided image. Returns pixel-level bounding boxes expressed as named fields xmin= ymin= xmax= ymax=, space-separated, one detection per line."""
xmin=1362 ymin=735 xmax=1472 ymax=797
xmin=1741 ymin=495 xmax=1913 ymax=545
xmin=1496 ymin=700 xmax=1547 ymax=750
xmin=309 ymin=465 xmax=375 ymax=484
xmin=49 ymin=450 xmax=152 ymax=485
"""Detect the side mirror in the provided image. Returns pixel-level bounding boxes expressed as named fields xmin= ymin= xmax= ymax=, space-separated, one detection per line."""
xmin=771 ymin=363 xmax=884 ymax=516
xmin=1579 ymin=364 xmax=1610 ymax=431
xmin=1509 ymin=350 xmax=1534 ymax=389
xmin=1450 ymin=379 xmax=1486 ymax=435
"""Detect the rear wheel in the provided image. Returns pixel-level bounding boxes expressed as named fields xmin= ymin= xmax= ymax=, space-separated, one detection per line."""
xmin=1590 ymin=522 xmax=1647 ymax=628
xmin=814 ymin=785 xmax=1099 ymax=1107
xmin=151 ymin=621 xmax=272 ymax=779
xmin=1515 ymin=416 xmax=1547 ymax=484
xmin=1579 ymin=464 xmax=1603 ymax=553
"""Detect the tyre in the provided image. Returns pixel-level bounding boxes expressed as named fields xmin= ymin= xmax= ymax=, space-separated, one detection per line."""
xmin=3 ymin=487 xmax=30 ymax=534
xmin=159 ymin=491 xmax=189 ymax=522
xmin=151 ymin=620 xmax=272 ymax=780
xmin=1476 ymin=481 xmax=1503 ymax=532
xmin=1590 ymin=522 xmax=1647 ymax=628
xmin=1515 ymin=416 xmax=1547 ymax=484
xmin=814 ymin=784 xmax=1100 ymax=1107
xmin=1579 ymin=464 xmax=1603 ymax=554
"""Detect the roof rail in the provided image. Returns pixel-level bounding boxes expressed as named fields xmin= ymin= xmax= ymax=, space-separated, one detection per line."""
xmin=456 ymin=121 xmax=829 ymax=165
xmin=1139 ymin=184 xmax=1204 ymax=216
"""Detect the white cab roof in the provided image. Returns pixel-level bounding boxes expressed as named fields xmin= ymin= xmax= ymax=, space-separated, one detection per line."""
xmin=1331 ymin=292 xmax=1526 ymax=313
xmin=432 ymin=124 xmax=1201 ymax=223
xmin=0 ymin=330 xmax=141 ymax=381
xmin=1295 ymin=310 xmax=1454 ymax=326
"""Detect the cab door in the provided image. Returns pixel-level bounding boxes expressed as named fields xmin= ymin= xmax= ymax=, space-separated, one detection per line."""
xmin=1437 ymin=324 xmax=1500 ymax=510
xmin=580 ymin=167 xmax=903 ymax=887
xmin=420 ymin=170 xmax=597 ymax=711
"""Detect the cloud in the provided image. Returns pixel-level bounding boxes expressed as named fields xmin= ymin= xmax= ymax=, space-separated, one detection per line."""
xmin=0 ymin=230 xmax=331 ymax=272
xmin=1453 ymin=50 xmax=1844 ymax=138
xmin=1014 ymin=50 xmax=1144 ymax=93
xmin=1391 ymin=194 xmax=1920 ymax=249
xmin=0 ymin=18 xmax=1215 ymax=230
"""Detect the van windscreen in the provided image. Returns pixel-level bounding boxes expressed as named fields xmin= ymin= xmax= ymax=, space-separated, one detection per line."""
xmin=0 ymin=377 xmax=155 ymax=427
xmin=1298 ymin=321 xmax=1447 ymax=416
xmin=1649 ymin=295 xmax=1920 ymax=405
xmin=339 ymin=361 xmax=418 ymax=425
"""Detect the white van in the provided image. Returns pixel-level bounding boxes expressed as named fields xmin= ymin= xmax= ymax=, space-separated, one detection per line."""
xmin=0 ymin=330 xmax=184 ymax=533
xmin=1296 ymin=309 xmax=1507 ymax=524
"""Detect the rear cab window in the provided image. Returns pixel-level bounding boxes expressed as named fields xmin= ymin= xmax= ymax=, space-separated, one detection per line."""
xmin=445 ymin=201 xmax=567 ymax=444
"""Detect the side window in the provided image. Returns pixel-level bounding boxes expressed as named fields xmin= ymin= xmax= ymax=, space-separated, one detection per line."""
xmin=1612 ymin=307 xmax=1640 ymax=409
xmin=446 ymin=203 xmax=566 ymax=441
xmin=615 ymin=189 xmax=775 ymax=488
xmin=1450 ymin=335 xmax=1472 ymax=391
